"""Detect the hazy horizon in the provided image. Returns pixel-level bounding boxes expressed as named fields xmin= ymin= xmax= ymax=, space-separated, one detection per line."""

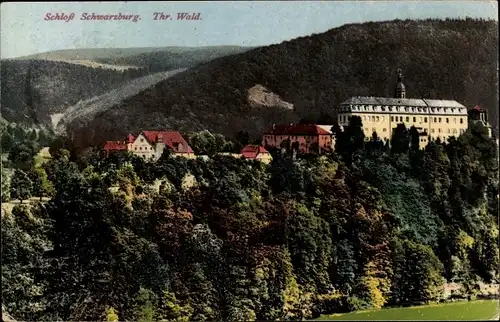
xmin=1 ymin=1 xmax=498 ymax=59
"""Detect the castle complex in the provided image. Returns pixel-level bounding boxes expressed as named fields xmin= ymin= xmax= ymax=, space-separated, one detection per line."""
xmin=103 ymin=71 xmax=494 ymax=160
xmin=337 ymin=70 xmax=470 ymax=148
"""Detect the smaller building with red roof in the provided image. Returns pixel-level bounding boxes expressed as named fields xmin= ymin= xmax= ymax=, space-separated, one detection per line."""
xmin=262 ymin=123 xmax=333 ymax=154
xmin=103 ymin=130 xmax=194 ymax=161
xmin=240 ymin=145 xmax=272 ymax=163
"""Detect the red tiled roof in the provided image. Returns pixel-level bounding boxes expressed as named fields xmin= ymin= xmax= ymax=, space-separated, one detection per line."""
xmin=103 ymin=141 xmax=127 ymax=151
xmin=240 ymin=145 xmax=269 ymax=159
xmin=140 ymin=131 xmax=194 ymax=153
xmin=264 ymin=124 xmax=331 ymax=136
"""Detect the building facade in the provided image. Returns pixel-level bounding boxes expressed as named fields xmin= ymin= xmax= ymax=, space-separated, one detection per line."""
xmin=337 ymin=70 xmax=469 ymax=148
xmin=262 ymin=124 xmax=333 ymax=154
xmin=103 ymin=130 xmax=195 ymax=161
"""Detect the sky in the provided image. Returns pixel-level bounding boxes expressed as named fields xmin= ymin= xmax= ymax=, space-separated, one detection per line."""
xmin=1 ymin=1 xmax=498 ymax=58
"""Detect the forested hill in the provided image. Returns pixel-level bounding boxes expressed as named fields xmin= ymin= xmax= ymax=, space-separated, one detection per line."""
xmin=65 ymin=18 xmax=498 ymax=149
xmin=1 ymin=46 xmax=251 ymax=127
xmin=1 ymin=59 xmax=148 ymax=125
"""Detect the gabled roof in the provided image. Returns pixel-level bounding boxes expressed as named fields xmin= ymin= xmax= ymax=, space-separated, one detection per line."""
xmin=103 ymin=141 xmax=127 ymax=151
xmin=140 ymin=130 xmax=194 ymax=153
xmin=240 ymin=145 xmax=269 ymax=159
xmin=264 ymin=124 xmax=331 ymax=136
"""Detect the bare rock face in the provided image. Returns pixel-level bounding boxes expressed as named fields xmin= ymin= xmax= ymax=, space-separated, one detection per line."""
xmin=247 ymin=84 xmax=294 ymax=110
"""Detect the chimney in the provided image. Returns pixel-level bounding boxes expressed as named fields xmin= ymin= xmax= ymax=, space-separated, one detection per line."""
xmin=157 ymin=134 xmax=163 ymax=143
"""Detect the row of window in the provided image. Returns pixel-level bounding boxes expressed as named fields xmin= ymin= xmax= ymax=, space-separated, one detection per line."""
xmin=362 ymin=128 xmax=465 ymax=135
xmin=342 ymin=105 xmax=466 ymax=114
xmin=135 ymin=146 xmax=154 ymax=151
xmin=392 ymin=116 xmax=465 ymax=124
xmin=339 ymin=115 xmax=466 ymax=124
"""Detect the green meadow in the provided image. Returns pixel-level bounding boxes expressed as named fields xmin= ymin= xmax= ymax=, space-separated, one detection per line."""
xmin=317 ymin=300 xmax=500 ymax=320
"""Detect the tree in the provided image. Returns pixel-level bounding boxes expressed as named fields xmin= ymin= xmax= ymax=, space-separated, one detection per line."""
xmin=335 ymin=116 xmax=365 ymax=164
xmin=409 ymin=126 xmax=421 ymax=152
xmin=389 ymin=238 xmax=445 ymax=305
xmin=10 ymin=169 xmax=33 ymax=202
xmin=30 ymin=167 xmax=55 ymax=200
xmin=156 ymin=290 xmax=193 ymax=322
xmin=133 ymin=288 xmax=158 ymax=322
xmin=1 ymin=131 xmax=14 ymax=151
xmin=1 ymin=164 xmax=11 ymax=202
xmin=8 ymin=141 xmax=39 ymax=169
xmin=391 ymin=123 xmax=410 ymax=154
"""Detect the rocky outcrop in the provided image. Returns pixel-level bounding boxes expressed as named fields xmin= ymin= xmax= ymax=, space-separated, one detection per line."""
xmin=247 ymin=84 xmax=294 ymax=110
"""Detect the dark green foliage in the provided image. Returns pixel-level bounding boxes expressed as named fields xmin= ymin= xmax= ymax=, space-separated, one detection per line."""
xmin=391 ymin=123 xmax=410 ymax=154
xmin=389 ymin=238 xmax=445 ymax=305
xmin=10 ymin=169 xmax=33 ymax=202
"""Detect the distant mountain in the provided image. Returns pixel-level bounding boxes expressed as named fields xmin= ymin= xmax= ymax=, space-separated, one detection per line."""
xmin=1 ymin=46 xmax=252 ymax=126
xmin=63 ymin=18 xmax=498 ymax=149
xmin=15 ymin=46 xmax=252 ymax=62
xmin=13 ymin=46 xmax=253 ymax=73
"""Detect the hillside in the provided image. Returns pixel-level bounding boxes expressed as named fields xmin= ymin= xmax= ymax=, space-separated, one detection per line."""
xmin=0 ymin=59 xmax=148 ymax=125
xmin=64 ymin=18 xmax=498 ymax=149
xmin=2 ymin=46 xmax=251 ymax=127
xmin=55 ymin=68 xmax=188 ymax=135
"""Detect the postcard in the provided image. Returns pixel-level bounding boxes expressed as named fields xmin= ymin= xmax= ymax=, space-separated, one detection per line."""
xmin=1 ymin=1 xmax=498 ymax=322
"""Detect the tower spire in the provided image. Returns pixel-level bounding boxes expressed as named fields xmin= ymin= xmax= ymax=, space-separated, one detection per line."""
xmin=394 ymin=68 xmax=406 ymax=98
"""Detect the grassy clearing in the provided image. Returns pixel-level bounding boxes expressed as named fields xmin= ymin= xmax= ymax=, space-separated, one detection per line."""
xmin=317 ymin=300 xmax=500 ymax=320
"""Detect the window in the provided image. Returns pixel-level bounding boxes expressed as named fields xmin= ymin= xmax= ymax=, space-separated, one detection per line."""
xmin=383 ymin=128 xmax=387 ymax=132
xmin=376 ymin=116 xmax=380 ymax=122
xmin=424 ymin=117 xmax=428 ymax=123
xmin=371 ymin=116 xmax=375 ymax=122
xmin=151 ymin=147 xmax=153 ymax=150
xmin=365 ymin=128 xmax=369 ymax=133
xmin=453 ymin=129 xmax=457 ymax=134
xmin=438 ymin=129 xmax=442 ymax=133
xmin=391 ymin=116 xmax=394 ymax=122
xmin=438 ymin=117 xmax=442 ymax=123
xmin=448 ymin=129 xmax=451 ymax=133
xmin=431 ymin=129 xmax=435 ymax=133
xmin=446 ymin=118 xmax=449 ymax=123
xmin=372 ymin=128 xmax=376 ymax=133
xmin=140 ymin=138 xmax=144 ymax=143
xmin=134 ymin=147 xmax=137 ymax=150
xmin=413 ymin=117 xmax=416 ymax=122
xmin=453 ymin=118 xmax=456 ymax=124
xmin=139 ymin=147 xmax=142 ymax=150
xmin=406 ymin=117 xmax=409 ymax=122
xmin=460 ymin=118 xmax=463 ymax=124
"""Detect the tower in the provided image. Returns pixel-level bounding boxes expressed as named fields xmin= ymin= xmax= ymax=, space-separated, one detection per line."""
xmin=468 ymin=105 xmax=492 ymax=137
xmin=155 ymin=134 xmax=165 ymax=160
xmin=394 ymin=69 xmax=406 ymax=99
